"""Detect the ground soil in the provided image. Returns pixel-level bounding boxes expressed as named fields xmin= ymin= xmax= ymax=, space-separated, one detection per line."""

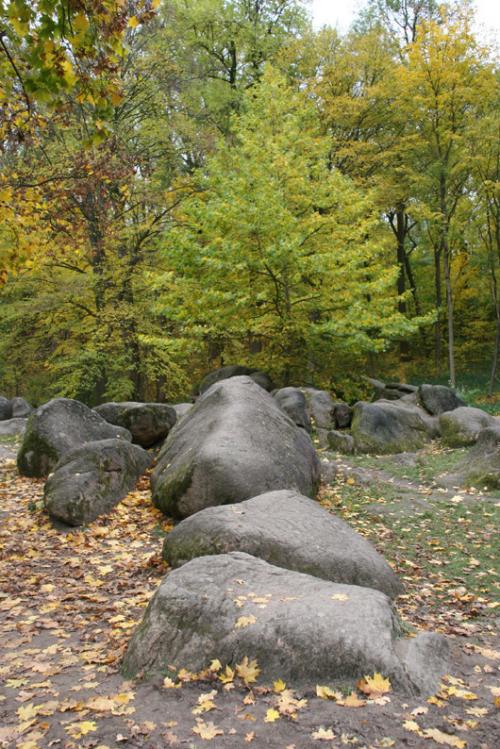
xmin=0 ymin=443 xmax=499 ymax=749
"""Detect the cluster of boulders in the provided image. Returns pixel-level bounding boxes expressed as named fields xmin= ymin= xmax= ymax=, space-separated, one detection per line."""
xmin=10 ymin=364 xmax=500 ymax=693
xmin=0 ymin=395 xmax=33 ymax=438
xmin=122 ymin=375 xmax=448 ymax=694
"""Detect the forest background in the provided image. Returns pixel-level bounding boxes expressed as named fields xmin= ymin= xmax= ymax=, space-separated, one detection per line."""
xmin=0 ymin=0 xmax=499 ymax=408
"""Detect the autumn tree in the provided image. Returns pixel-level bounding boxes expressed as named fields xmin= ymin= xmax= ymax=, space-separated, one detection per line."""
xmin=162 ymin=67 xmax=416 ymax=386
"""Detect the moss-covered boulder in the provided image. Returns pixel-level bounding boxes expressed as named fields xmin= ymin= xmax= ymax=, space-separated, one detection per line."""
xmin=151 ymin=377 xmax=320 ymax=519
xmin=95 ymin=402 xmax=176 ymax=447
xmin=122 ymin=552 xmax=448 ymax=694
xmin=351 ymin=400 xmax=438 ymax=454
xmin=439 ymin=407 xmax=495 ymax=447
xmin=17 ymin=398 xmax=132 ymax=477
xmin=44 ymin=438 xmax=151 ymax=526
xmin=162 ymin=489 xmax=402 ymax=598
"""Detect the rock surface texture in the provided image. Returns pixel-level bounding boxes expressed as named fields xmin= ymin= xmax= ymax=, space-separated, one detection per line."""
xmin=162 ymin=490 xmax=402 ymax=598
xmin=94 ymin=402 xmax=177 ymax=447
xmin=44 ymin=438 xmax=151 ymax=526
xmin=418 ymin=384 xmax=465 ymax=416
xmin=351 ymin=400 xmax=438 ymax=454
xmin=0 ymin=417 xmax=27 ymax=437
xmin=447 ymin=426 xmax=500 ymax=488
xmin=151 ymin=377 xmax=320 ymax=518
xmin=439 ymin=407 xmax=495 ymax=447
xmin=122 ymin=552 xmax=447 ymax=695
xmin=10 ymin=397 xmax=33 ymax=418
xmin=273 ymin=387 xmax=311 ymax=431
xmin=198 ymin=365 xmax=273 ymax=394
xmin=0 ymin=396 xmax=11 ymax=421
xmin=17 ymin=398 xmax=132 ymax=477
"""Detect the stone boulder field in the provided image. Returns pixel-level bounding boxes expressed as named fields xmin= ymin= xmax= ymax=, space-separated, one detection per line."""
xmin=0 ymin=372 xmax=499 ymax=748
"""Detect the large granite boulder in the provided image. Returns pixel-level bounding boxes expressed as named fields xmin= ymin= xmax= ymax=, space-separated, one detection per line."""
xmin=439 ymin=406 xmax=495 ymax=447
xmin=351 ymin=400 xmax=438 ymax=454
xmin=447 ymin=426 xmax=500 ymax=488
xmin=0 ymin=418 xmax=27 ymax=438
xmin=17 ymin=398 xmax=132 ymax=477
xmin=418 ymin=384 xmax=465 ymax=416
xmin=0 ymin=396 xmax=11 ymax=421
xmin=44 ymin=438 xmax=151 ymax=526
xmin=162 ymin=490 xmax=402 ymax=598
xmin=94 ymin=402 xmax=176 ymax=447
xmin=151 ymin=377 xmax=320 ymax=519
xmin=94 ymin=401 xmax=141 ymax=424
xmin=122 ymin=552 xmax=447 ymax=695
xmin=198 ymin=365 xmax=273 ymax=395
xmin=273 ymin=387 xmax=311 ymax=431
xmin=327 ymin=430 xmax=354 ymax=453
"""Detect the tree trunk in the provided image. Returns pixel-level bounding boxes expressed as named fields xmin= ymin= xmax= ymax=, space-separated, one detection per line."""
xmin=434 ymin=246 xmax=442 ymax=372
xmin=395 ymin=207 xmax=410 ymax=360
xmin=443 ymin=248 xmax=456 ymax=388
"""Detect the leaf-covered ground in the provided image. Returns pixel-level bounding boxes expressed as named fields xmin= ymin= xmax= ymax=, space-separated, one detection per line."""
xmin=0 ymin=443 xmax=499 ymax=749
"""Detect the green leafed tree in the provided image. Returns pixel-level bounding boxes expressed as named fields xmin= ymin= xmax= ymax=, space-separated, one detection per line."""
xmin=162 ymin=66 xmax=419 ymax=386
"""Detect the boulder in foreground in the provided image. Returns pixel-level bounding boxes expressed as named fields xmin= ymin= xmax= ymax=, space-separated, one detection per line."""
xmin=17 ymin=398 xmax=132 ymax=477
xmin=122 ymin=552 xmax=447 ymax=695
xmin=163 ymin=490 xmax=402 ymax=598
xmin=351 ymin=400 xmax=438 ymax=454
xmin=44 ymin=438 xmax=151 ymax=526
xmin=151 ymin=377 xmax=320 ymax=518
xmin=95 ymin=402 xmax=177 ymax=447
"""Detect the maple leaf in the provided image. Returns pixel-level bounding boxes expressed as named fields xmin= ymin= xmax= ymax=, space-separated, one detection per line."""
xmin=245 ymin=732 xmax=255 ymax=742
xmin=236 ymin=657 xmax=260 ymax=685
xmin=264 ymin=708 xmax=280 ymax=722
xmin=422 ymin=728 xmax=466 ymax=748
xmin=273 ymin=678 xmax=286 ymax=693
xmin=209 ymin=659 xmax=222 ymax=672
xmin=403 ymin=720 xmax=421 ymax=734
xmin=340 ymin=692 xmax=365 ymax=708
xmin=235 ymin=615 xmax=257 ymax=629
xmin=192 ymin=720 xmax=224 ymax=740
xmin=219 ymin=665 xmax=235 ymax=684
xmin=357 ymin=672 xmax=391 ymax=697
xmin=312 ymin=726 xmax=336 ymax=740
xmin=316 ymin=685 xmax=341 ymax=700
xmin=66 ymin=720 xmax=97 ymax=738
xmin=192 ymin=690 xmax=217 ymax=715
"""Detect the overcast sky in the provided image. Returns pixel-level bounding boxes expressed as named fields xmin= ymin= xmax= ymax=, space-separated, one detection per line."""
xmin=310 ymin=0 xmax=500 ymax=34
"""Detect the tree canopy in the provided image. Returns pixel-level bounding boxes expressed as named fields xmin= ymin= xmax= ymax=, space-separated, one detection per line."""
xmin=1 ymin=0 xmax=499 ymax=402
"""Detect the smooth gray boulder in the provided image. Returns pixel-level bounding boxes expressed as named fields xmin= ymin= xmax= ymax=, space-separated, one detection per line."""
xmin=94 ymin=402 xmax=176 ymax=447
xmin=0 ymin=396 xmax=11 ymax=421
xmin=198 ymin=365 xmax=273 ymax=394
xmin=418 ymin=384 xmax=465 ymax=416
xmin=0 ymin=418 xmax=27 ymax=437
xmin=44 ymin=438 xmax=151 ymax=526
xmin=172 ymin=403 xmax=193 ymax=421
xmin=10 ymin=397 xmax=33 ymax=418
xmin=94 ymin=401 xmax=141 ymax=424
xmin=122 ymin=552 xmax=447 ymax=694
xmin=439 ymin=406 xmax=494 ymax=447
xmin=151 ymin=377 xmax=320 ymax=519
xmin=17 ymin=398 xmax=132 ymax=478
xmin=163 ymin=490 xmax=402 ymax=598
xmin=302 ymin=388 xmax=334 ymax=429
xmin=446 ymin=426 xmax=500 ymax=488
xmin=351 ymin=400 xmax=438 ymax=454
xmin=273 ymin=387 xmax=311 ymax=431
xmin=327 ymin=430 xmax=354 ymax=453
